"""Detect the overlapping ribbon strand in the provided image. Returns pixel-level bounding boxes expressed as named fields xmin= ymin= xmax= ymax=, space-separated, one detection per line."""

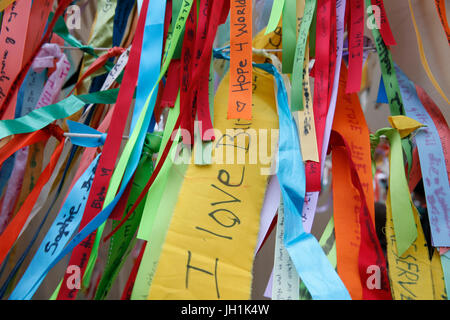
xmin=255 ymin=61 xmax=351 ymax=300
xmin=192 ymin=0 xmax=216 ymax=142
xmin=133 ymin=0 xmax=224 ymax=242
xmin=386 ymin=189 xmax=446 ymax=300
xmin=301 ymin=0 xmax=346 ymax=234
xmin=332 ymin=64 xmax=372 ymax=300
xmin=373 ymin=126 xmax=417 ymax=258
xmin=0 ymin=44 xmax=77 ymax=295
xmin=291 ymin=0 xmax=316 ymax=112
xmin=76 ymin=0 xmax=118 ymax=95
xmin=395 ymin=66 xmax=450 ymax=248
xmin=20 ymin=99 xmax=182 ymax=301
xmin=299 ymin=215 xmax=337 ymax=300
xmin=265 ymin=0 xmax=284 ymax=35
xmin=0 ymin=89 xmax=119 ymax=141
xmin=179 ymin=2 xmax=198 ymax=143
xmin=53 ymin=0 xmax=190 ymax=298
xmin=0 ymin=45 xmax=57 ymax=231
xmin=56 ymin=0 xmax=151 ymax=300
xmin=24 ymin=88 xmax=124 ymax=299
xmin=415 ymin=85 xmax=449 ymax=184
xmin=64 ymin=38 xmax=130 ymax=286
xmin=120 ymin=241 xmax=147 ymax=300
xmin=81 ymin=0 xmax=174 ymax=291
xmin=380 ymin=115 xmax=447 ymax=299
xmin=0 ymin=125 xmax=66 ymax=266
xmin=0 ymin=0 xmax=74 ymax=119
xmin=0 ymin=0 xmax=32 ymax=120
xmin=281 ymin=0 xmax=296 ymax=74
xmin=329 ymin=130 xmax=392 ymax=300
xmin=94 ymin=135 xmax=159 ymax=299
xmin=11 ymin=57 xmax=137 ymax=298
xmin=8 ymin=154 xmax=100 ymax=300
xmin=303 ymin=0 xmax=332 ymax=192
xmin=0 ymin=0 xmax=14 ymax=12
xmin=129 ymin=95 xmax=183 ymax=299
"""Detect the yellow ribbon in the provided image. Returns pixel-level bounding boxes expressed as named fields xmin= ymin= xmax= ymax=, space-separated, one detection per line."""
xmin=0 ymin=0 xmax=14 ymax=12
xmin=388 ymin=115 xmax=425 ymax=139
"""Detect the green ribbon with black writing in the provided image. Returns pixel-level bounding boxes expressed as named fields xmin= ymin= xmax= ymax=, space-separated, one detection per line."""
xmin=291 ymin=0 xmax=316 ymax=111
xmin=371 ymin=127 xmax=417 ymax=257
xmin=94 ymin=133 xmax=161 ymax=300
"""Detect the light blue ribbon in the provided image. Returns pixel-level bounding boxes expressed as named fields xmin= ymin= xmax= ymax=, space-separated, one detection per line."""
xmin=256 ymin=62 xmax=351 ymax=300
xmin=395 ymin=65 xmax=450 ymax=247
xmin=131 ymin=0 xmax=165 ymax=132
xmin=9 ymin=155 xmax=100 ymax=300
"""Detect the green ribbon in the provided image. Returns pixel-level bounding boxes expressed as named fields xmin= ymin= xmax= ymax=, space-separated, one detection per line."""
xmin=282 ymin=0 xmax=297 ymax=74
xmin=172 ymin=0 xmax=185 ymax=60
xmin=365 ymin=0 xmax=404 ymax=116
xmin=131 ymin=116 xmax=188 ymax=299
xmin=81 ymin=0 xmax=194 ymax=294
xmin=0 ymin=89 xmax=119 ymax=140
xmin=49 ymin=280 xmax=62 ymax=300
xmin=374 ymin=128 xmax=417 ymax=256
xmin=402 ymin=137 xmax=413 ymax=176
xmin=291 ymin=0 xmax=316 ymax=111
xmin=265 ymin=0 xmax=285 ymax=35
xmin=94 ymin=133 xmax=161 ymax=300
xmin=136 ymin=94 xmax=181 ymax=241
xmin=299 ymin=215 xmax=336 ymax=300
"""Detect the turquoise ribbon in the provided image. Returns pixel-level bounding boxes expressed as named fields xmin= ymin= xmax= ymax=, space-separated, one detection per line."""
xmin=131 ymin=0 xmax=166 ymax=131
xmin=0 ymin=89 xmax=119 ymax=140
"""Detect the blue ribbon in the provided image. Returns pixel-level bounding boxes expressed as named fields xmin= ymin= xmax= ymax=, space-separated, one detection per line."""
xmin=66 ymin=120 xmax=106 ymax=147
xmin=213 ymin=48 xmax=350 ymax=299
xmin=377 ymin=76 xmax=388 ymax=104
